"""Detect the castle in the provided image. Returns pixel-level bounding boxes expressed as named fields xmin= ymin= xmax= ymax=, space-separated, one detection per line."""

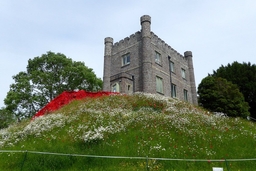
xmin=103 ymin=15 xmax=198 ymax=105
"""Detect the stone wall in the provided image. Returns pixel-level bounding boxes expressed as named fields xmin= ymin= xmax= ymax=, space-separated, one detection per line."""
xmin=103 ymin=15 xmax=198 ymax=105
xmin=110 ymin=31 xmax=142 ymax=93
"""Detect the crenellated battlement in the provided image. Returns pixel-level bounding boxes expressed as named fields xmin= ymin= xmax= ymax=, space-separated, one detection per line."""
xmin=113 ymin=31 xmax=141 ymax=48
xmin=151 ymin=32 xmax=184 ymax=59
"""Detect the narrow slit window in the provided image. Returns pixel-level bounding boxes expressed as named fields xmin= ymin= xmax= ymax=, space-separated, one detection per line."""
xmin=171 ymin=84 xmax=176 ymax=98
xmin=170 ymin=61 xmax=174 ymax=73
xmin=184 ymin=89 xmax=188 ymax=101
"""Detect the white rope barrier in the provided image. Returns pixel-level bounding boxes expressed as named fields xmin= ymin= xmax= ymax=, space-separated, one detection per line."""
xmin=0 ymin=150 xmax=255 ymax=162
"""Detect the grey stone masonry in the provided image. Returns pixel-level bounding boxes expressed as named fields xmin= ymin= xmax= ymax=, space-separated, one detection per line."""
xmin=103 ymin=37 xmax=113 ymax=91
xmin=103 ymin=15 xmax=198 ymax=105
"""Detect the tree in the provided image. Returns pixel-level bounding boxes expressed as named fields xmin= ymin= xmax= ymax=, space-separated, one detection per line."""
xmin=0 ymin=107 xmax=14 ymax=129
xmin=212 ymin=61 xmax=256 ymax=118
xmin=4 ymin=51 xmax=102 ymax=120
xmin=198 ymin=76 xmax=249 ymax=117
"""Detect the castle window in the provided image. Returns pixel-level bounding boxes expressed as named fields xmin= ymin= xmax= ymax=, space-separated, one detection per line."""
xmin=156 ymin=76 xmax=163 ymax=94
xmin=112 ymin=83 xmax=120 ymax=92
xmin=155 ymin=51 xmax=162 ymax=65
xmin=171 ymin=84 xmax=176 ymax=98
xmin=127 ymin=84 xmax=133 ymax=94
xmin=170 ymin=61 xmax=175 ymax=73
xmin=122 ymin=53 xmax=130 ymax=66
xmin=181 ymin=68 xmax=186 ymax=79
xmin=184 ymin=89 xmax=188 ymax=101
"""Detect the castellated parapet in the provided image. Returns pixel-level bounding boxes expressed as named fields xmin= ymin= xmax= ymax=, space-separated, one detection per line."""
xmin=103 ymin=15 xmax=198 ymax=105
xmin=112 ymin=32 xmax=141 ymax=53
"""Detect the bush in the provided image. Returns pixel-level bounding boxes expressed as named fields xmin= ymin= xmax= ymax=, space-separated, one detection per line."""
xmin=198 ymin=76 xmax=250 ymax=117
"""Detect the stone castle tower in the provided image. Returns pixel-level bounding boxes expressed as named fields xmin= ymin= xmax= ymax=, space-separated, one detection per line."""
xmin=103 ymin=15 xmax=197 ymax=105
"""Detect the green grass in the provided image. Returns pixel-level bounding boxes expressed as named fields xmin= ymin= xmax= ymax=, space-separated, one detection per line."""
xmin=0 ymin=93 xmax=256 ymax=170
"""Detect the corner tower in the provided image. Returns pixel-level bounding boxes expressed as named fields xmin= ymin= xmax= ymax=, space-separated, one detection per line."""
xmin=184 ymin=51 xmax=198 ymax=105
xmin=103 ymin=37 xmax=113 ymax=91
xmin=140 ymin=15 xmax=153 ymax=93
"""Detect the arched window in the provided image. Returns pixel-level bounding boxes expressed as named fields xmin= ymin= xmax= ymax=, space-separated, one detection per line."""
xmin=112 ymin=82 xmax=120 ymax=92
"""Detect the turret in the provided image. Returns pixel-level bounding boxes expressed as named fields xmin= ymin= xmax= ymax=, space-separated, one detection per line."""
xmin=140 ymin=15 xmax=153 ymax=93
xmin=184 ymin=51 xmax=198 ymax=105
xmin=103 ymin=37 xmax=113 ymax=91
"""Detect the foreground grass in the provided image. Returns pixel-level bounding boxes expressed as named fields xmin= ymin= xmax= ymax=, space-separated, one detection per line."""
xmin=0 ymin=93 xmax=256 ymax=170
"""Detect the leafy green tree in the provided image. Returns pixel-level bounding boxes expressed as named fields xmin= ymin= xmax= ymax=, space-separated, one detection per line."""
xmin=212 ymin=62 xmax=256 ymax=118
xmin=198 ymin=76 xmax=249 ymax=117
xmin=0 ymin=107 xmax=14 ymax=129
xmin=4 ymin=51 xmax=102 ymax=120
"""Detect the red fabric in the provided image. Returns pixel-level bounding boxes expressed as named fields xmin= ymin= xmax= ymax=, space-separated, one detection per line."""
xmin=32 ymin=90 xmax=116 ymax=120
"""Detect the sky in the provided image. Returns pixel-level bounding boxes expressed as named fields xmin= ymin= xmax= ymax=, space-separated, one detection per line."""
xmin=1 ymin=0 xmax=256 ymax=108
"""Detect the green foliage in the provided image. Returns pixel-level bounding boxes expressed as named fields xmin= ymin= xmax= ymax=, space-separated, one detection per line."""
xmin=130 ymin=94 xmax=166 ymax=112
xmin=1 ymin=93 xmax=256 ymax=170
xmin=212 ymin=61 xmax=256 ymax=118
xmin=198 ymin=76 xmax=250 ymax=117
xmin=0 ymin=108 xmax=14 ymax=129
xmin=4 ymin=51 xmax=102 ymax=119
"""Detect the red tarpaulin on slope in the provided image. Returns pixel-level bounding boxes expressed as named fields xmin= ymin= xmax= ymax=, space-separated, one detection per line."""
xmin=32 ymin=90 xmax=116 ymax=120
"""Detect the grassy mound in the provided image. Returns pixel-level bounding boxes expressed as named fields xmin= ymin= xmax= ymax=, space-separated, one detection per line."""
xmin=0 ymin=93 xmax=256 ymax=170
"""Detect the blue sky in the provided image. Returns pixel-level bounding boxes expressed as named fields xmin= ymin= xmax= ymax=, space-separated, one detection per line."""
xmin=1 ymin=0 xmax=256 ymax=108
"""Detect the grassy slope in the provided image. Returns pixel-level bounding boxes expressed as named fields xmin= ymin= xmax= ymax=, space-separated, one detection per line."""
xmin=0 ymin=93 xmax=256 ymax=171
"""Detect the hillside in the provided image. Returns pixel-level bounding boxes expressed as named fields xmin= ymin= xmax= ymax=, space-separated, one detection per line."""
xmin=0 ymin=93 xmax=256 ymax=170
